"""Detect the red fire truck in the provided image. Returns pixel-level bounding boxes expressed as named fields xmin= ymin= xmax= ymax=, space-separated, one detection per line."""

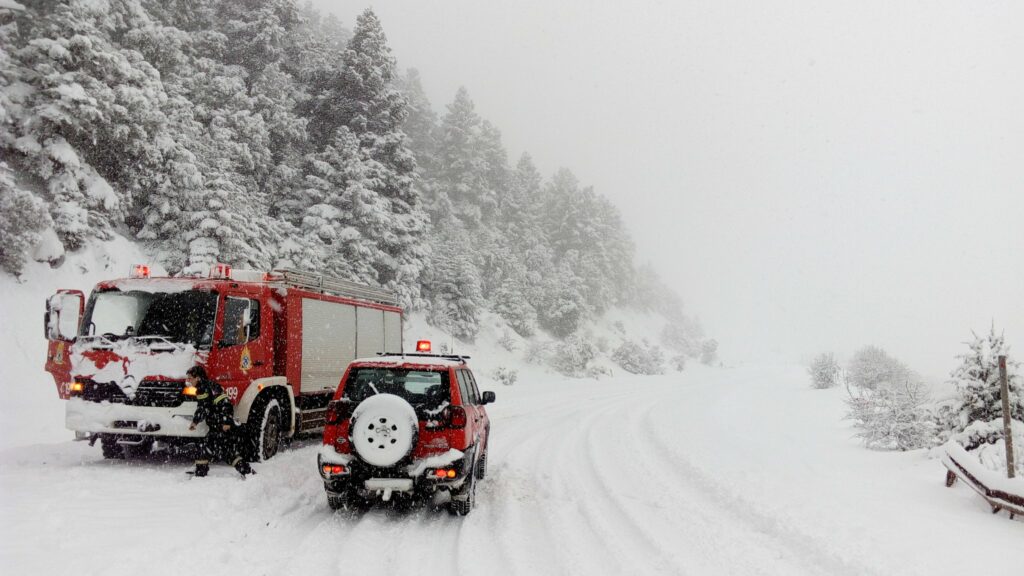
xmin=43 ymin=265 xmax=403 ymax=460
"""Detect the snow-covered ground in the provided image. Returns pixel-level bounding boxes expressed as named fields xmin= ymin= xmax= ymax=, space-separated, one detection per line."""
xmin=1 ymin=365 xmax=1021 ymax=576
xmin=1 ymin=245 xmax=1020 ymax=575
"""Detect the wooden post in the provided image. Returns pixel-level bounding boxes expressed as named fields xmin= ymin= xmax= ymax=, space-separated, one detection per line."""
xmin=999 ymin=355 xmax=1016 ymax=479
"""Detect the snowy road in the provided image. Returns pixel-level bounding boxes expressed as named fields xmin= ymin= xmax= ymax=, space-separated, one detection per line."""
xmin=1 ymin=365 xmax=1020 ymax=576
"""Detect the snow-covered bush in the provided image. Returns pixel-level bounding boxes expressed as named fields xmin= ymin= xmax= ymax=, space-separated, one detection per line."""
xmin=807 ymin=352 xmax=841 ymax=389
xmin=670 ymin=354 xmax=687 ymax=372
xmin=612 ymin=339 xmax=665 ymax=375
xmin=847 ymin=346 xmax=911 ymax=390
xmin=524 ymin=339 xmax=554 ymax=365
xmin=550 ymin=334 xmax=597 ymax=377
xmin=498 ymin=329 xmax=518 ymax=352
xmin=492 ymin=366 xmax=518 ymax=386
xmin=846 ymin=379 xmax=936 ymax=451
xmin=844 ymin=347 xmax=935 ymax=450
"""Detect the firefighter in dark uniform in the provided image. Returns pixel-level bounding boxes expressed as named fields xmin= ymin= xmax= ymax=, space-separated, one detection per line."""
xmin=186 ymin=365 xmax=254 ymax=477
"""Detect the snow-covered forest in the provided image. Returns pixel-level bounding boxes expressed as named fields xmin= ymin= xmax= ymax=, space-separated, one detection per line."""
xmin=0 ymin=0 xmax=705 ymax=354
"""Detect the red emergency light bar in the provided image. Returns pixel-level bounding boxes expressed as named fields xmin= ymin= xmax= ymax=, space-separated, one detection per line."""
xmin=416 ymin=340 xmax=431 ymax=352
xmin=209 ymin=263 xmax=231 ymax=279
xmin=129 ymin=264 xmax=150 ymax=278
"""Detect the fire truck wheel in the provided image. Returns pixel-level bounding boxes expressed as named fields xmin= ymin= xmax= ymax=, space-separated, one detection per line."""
xmin=100 ymin=434 xmax=124 ymax=459
xmin=253 ymin=399 xmax=282 ymax=462
xmin=350 ymin=394 xmax=418 ymax=467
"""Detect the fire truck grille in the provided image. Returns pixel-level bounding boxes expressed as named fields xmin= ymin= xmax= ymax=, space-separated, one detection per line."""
xmin=134 ymin=381 xmax=187 ymax=407
xmin=81 ymin=381 xmax=186 ymax=407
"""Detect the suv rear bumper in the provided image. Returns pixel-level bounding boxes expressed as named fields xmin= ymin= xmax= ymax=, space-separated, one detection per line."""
xmin=319 ymin=447 xmax=470 ymax=498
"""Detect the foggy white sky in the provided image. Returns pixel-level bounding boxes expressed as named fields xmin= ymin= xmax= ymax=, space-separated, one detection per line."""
xmin=315 ymin=1 xmax=1023 ymax=379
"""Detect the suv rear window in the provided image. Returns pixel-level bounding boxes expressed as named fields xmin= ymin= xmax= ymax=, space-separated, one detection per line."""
xmin=343 ymin=368 xmax=450 ymax=409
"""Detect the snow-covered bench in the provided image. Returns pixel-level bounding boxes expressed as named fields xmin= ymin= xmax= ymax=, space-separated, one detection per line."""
xmin=941 ymin=440 xmax=1024 ymax=520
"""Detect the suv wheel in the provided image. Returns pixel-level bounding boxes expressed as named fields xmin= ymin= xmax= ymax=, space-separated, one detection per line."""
xmin=328 ymin=488 xmax=369 ymax=512
xmin=475 ymin=449 xmax=487 ymax=480
xmin=448 ymin=470 xmax=477 ymax=516
xmin=327 ymin=494 xmax=346 ymax=510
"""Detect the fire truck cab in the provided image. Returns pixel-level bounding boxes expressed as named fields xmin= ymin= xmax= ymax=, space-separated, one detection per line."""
xmin=44 ymin=265 xmax=403 ymax=461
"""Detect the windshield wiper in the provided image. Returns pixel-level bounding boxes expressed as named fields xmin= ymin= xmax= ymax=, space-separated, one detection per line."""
xmin=134 ymin=335 xmax=186 ymax=351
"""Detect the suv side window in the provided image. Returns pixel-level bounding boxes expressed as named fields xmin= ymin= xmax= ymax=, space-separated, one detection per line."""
xmin=465 ymin=370 xmax=481 ymax=404
xmin=456 ymin=369 xmax=479 ymax=405
xmin=454 ymin=369 xmax=472 ymax=405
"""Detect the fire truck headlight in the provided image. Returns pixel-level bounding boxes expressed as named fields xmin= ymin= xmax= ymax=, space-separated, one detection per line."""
xmin=69 ymin=382 xmax=85 ymax=394
xmin=183 ymin=386 xmax=197 ymax=397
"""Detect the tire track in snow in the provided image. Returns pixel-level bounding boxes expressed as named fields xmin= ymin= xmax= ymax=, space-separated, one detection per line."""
xmin=569 ymin=395 xmax=690 ymax=574
xmin=492 ymin=389 xmax=637 ymax=575
xmin=634 ymin=396 xmax=883 ymax=576
xmin=523 ymin=389 xmax=686 ymax=574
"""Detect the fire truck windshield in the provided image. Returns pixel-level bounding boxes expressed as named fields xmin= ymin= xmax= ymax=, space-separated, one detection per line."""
xmin=80 ymin=289 xmax=218 ymax=348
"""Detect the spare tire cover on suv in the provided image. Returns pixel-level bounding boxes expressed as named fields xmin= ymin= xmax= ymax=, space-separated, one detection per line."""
xmin=350 ymin=393 xmax=419 ymax=467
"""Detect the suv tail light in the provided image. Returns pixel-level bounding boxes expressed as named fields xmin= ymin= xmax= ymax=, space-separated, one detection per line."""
xmin=444 ymin=405 xmax=467 ymax=429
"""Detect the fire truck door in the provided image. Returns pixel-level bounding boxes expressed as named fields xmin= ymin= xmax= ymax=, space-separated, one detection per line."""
xmin=44 ymin=290 xmax=84 ymax=399
xmin=210 ymin=295 xmax=273 ymax=405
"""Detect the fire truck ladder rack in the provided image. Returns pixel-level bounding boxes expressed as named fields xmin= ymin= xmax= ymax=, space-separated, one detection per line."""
xmin=272 ymin=269 xmax=398 ymax=306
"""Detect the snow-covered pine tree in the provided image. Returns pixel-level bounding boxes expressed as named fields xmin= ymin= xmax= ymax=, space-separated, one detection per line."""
xmin=299 ymin=126 xmax=388 ymax=285
xmin=180 ymin=163 xmax=274 ymax=272
xmin=432 ymin=86 xmax=493 ymax=227
xmin=500 ymin=153 xmax=545 ymax=244
xmin=542 ymin=168 xmax=634 ymax=314
xmin=213 ymin=0 xmax=299 ymax=93
xmin=537 ymin=259 xmax=589 ymax=338
xmin=301 ymin=8 xmax=428 ymax=308
xmin=397 ymin=68 xmax=439 ymax=175
xmin=475 ymin=119 xmax=508 ymax=228
xmin=424 ymin=231 xmax=483 ymax=341
xmin=7 ymin=1 xmax=172 ymax=249
xmin=490 ymin=257 xmax=538 ymax=337
xmin=0 ymin=161 xmax=53 ymax=275
xmin=946 ymin=326 xmax=1023 ymax=433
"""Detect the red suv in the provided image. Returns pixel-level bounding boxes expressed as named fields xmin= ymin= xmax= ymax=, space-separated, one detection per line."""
xmin=318 ymin=352 xmax=494 ymax=515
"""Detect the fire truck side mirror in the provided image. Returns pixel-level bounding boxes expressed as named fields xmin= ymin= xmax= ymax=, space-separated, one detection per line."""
xmin=45 ymin=291 xmax=84 ymax=342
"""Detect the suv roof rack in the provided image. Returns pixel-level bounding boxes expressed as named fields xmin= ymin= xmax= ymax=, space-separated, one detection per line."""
xmin=377 ymin=352 xmax=471 ymax=362
xmin=271 ymin=268 xmax=398 ymax=306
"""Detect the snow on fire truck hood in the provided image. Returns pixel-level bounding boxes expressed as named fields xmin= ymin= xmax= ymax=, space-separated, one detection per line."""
xmin=70 ymin=339 xmax=202 ymax=399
